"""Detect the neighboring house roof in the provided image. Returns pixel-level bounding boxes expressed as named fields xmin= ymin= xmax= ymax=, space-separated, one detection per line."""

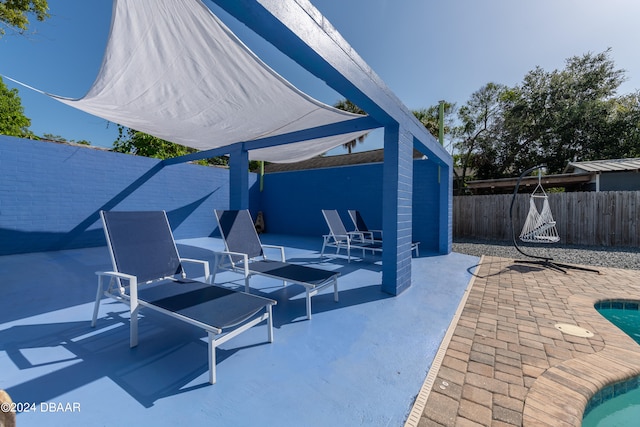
xmin=466 ymin=173 xmax=592 ymax=194
xmin=564 ymin=158 xmax=640 ymax=173
xmin=467 ymin=157 xmax=640 ymax=194
xmin=264 ymin=148 xmax=425 ymax=173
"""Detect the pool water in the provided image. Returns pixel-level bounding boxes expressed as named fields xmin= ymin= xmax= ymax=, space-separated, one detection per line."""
xmin=582 ymin=306 xmax=640 ymax=427
xmin=582 ymin=386 xmax=640 ymax=427
xmin=598 ymin=306 xmax=640 ymax=344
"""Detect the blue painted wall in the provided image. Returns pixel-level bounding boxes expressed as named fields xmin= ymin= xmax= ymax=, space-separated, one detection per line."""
xmin=259 ymin=159 xmax=443 ymax=253
xmin=0 ymin=136 xmax=259 ymax=255
xmin=1 ymin=136 xmax=447 ymax=256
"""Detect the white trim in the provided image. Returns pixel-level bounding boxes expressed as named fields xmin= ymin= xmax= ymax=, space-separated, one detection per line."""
xmin=404 ymin=258 xmax=482 ymax=427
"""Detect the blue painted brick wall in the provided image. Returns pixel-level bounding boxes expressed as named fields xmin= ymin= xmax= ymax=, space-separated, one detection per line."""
xmin=412 ymin=160 xmax=443 ymax=253
xmin=1 ymin=136 xmax=448 ymax=256
xmin=260 ymin=163 xmax=383 ymax=237
xmin=259 ymin=158 xmax=443 ymax=254
xmin=0 ymin=136 xmax=259 ymax=255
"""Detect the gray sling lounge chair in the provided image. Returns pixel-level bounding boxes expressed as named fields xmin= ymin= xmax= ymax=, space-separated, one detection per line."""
xmin=92 ymin=210 xmax=276 ymax=384
xmin=348 ymin=209 xmax=382 ymax=242
xmin=213 ymin=210 xmax=340 ymax=320
xmin=348 ymin=209 xmax=420 ymax=256
xmin=321 ymin=209 xmax=383 ymax=262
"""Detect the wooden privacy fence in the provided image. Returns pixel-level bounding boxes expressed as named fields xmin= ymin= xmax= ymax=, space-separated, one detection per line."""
xmin=453 ymin=191 xmax=640 ymax=247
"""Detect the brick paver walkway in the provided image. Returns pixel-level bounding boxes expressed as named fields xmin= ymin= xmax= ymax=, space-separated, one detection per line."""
xmin=413 ymin=255 xmax=640 ymax=427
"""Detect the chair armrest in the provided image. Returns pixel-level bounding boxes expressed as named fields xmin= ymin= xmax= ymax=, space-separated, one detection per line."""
xmin=180 ymin=258 xmax=211 ymax=282
xmin=95 ymin=270 xmax=136 ymax=282
xmin=346 ymin=231 xmax=366 ymax=241
xmin=355 ymin=231 xmax=375 ymax=242
xmin=95 ymin=271 xmax=138 ymax=302
xmin=261 ymin=244 xmax=286 ymax=261
xmin=214 ymin=250 xmax=249 ymax=263
xmin=328 ymin=233 xmax=352 ymax=243
xmin=369 ymin=229 xmax=383 ymax=239
xmin=213 ymin=250 xmax=250 ymax=276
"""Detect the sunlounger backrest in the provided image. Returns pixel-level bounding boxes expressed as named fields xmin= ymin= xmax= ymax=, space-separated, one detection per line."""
xmin=215 ymin=210 xmax=264 ymax=259
xmin=349 ymin=210 xmax=369 ymax=232
xmin=101 ymin=210 xmax=183 ymax=283
xmin=322 ymin=209 xmax=349 ymax=236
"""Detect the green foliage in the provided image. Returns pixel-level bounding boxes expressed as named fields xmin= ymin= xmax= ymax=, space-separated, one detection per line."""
xmin=42 ymin=133 xmax=67 ymax=142
xmin=333 ymin=99 xmax=368 ymax=153
xmin=112 ymin=125 xmax=229 ymax=167
xmin=412 ymin=101 xmax=455 ymax=142
xmin=0 ymin=0 xmax=49 ymax=36
xmin=499 ymin=49 xmax=634 ymax=174
xmin=449 ymin=83 xmax=508 ymax=192
xmin=0 ymin=76 xmax=32 ymax=137
xmin=41 ymin=133 xmax=90 ymax=145
xmin=333 ymin=99 xmax=366 ymax=115
xmin=449 ymin=50 xmax=640 ymax=189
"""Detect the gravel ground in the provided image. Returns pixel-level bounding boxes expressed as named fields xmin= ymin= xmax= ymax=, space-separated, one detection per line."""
xmin=452 ymin=239 xmax=640 ymax=271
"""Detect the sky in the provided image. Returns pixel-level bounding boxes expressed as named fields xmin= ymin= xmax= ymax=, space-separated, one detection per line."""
xmin=1 ymin=0 xmax=639 ymax=155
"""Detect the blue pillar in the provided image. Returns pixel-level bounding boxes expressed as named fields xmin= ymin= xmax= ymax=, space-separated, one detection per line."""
xmin=439 ymin=161 xmax=453 ymax=254
xmin=229 ymin=146 xmax=249 ymax=210
xmin=382 ymin=124 xmax=413 ymax=296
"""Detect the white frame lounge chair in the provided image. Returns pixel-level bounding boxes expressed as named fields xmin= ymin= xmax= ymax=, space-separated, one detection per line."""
xmin=212 ymin=210 xmax=339 ymax=320
xmin=321 ymin=209 xmax=383 ymax=262
xmin=348 ymin=209 xmax=383 ymax=242
xmin=92 ymin=210 xmax=276 ymax=384
xmin=348 ymin=209 xmax=420 ymax=256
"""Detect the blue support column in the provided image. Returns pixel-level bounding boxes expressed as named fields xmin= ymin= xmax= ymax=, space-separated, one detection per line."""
xmin=229 ymin=146 xmax=249 ymax=210
xmin=382 ymin=124 xmax=413 ymax=296
xmin=439 ymin=161 xmax=453 ymax=254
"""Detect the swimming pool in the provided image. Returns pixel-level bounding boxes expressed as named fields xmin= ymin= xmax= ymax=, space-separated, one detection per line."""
xmin=582 ymin=301 xmax=640 ymax=426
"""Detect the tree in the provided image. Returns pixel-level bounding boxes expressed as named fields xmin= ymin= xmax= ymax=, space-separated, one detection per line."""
xmin=0 ymin=76 xmax=32 ymax=137
xmin=0 ymin=0 xmax=49 ymax=36
xmin=451 ymin=83 xmax=509 ymax=191
xmin=0 ymin=2 xmax=49 ymax=137
xmin=42 ymin=133 xmax=90 ymax=145
xmin=412 ymin=101 xmax=456 ymax=149
xmin=333 ymin=99 xmax=368 ymax=154
xmin=113 ymin=126 xmax=192 ymax=158
xmin=112 ymin=125 xmax=230 ymax=167
xmin=602 ymin=91 xmax=640 ymax=159
xmin=333 ymin=99 xmax=459 ymax=155
xmin=501 ymin=49 xmax=632 ymax=174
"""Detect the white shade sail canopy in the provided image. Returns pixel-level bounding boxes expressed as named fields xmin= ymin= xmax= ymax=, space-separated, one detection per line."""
xmin=47 ymin=0 xmax=374 ymax=163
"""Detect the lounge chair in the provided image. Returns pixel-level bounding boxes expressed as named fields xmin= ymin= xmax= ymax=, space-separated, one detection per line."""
xmin=92 ymin=210 xmax=276 ymax=384
xmin=348 ymin=209 xmax=420 ymax=256
xmin=348 ymin=209 xmax=383 ymax=242
xmin=320 ymin=209 xmax=383 ymax=262
xmin=212 ymin=210 xmax=339 ymax=320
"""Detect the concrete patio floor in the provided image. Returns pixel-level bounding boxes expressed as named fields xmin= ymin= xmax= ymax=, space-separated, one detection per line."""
xmin=0 ymin=234 xmax=478 ymax=427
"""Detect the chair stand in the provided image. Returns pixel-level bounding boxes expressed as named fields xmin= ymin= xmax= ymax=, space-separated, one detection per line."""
xmin=511 ymin=242 xmax=600 ymax=274
xmin=510 ymin=166 xmax=600 ymax=275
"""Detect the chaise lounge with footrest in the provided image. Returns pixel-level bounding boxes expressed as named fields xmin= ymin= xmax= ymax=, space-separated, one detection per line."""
xmin=92 ymin=210 xmax=276 ymax=384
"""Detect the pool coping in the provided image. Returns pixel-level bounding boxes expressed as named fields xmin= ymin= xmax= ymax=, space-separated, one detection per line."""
xmin=523 ymin=292 xmax=640 ymax=425
xmin=411 ymin=255 xmax=640 ymax=426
